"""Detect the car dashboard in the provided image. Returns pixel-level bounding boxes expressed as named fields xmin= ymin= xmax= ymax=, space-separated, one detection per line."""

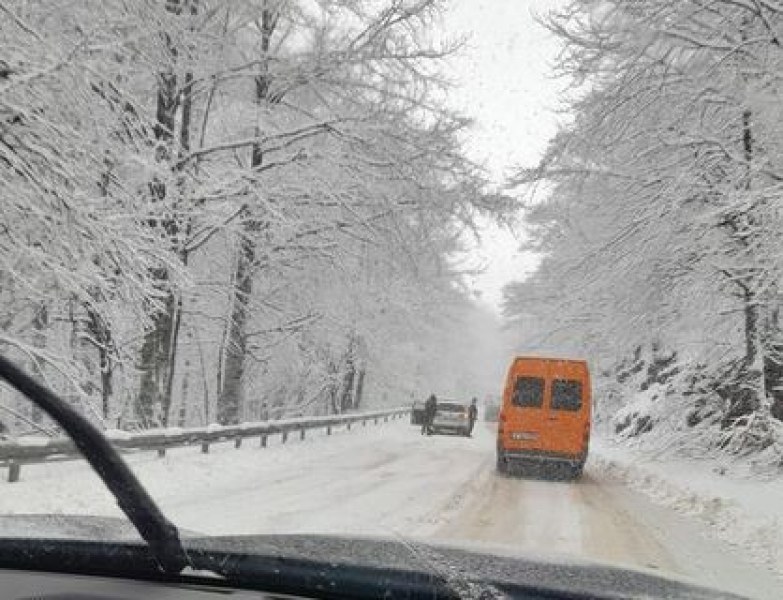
xmin=1 ymin=569 xmax=293 ymax=600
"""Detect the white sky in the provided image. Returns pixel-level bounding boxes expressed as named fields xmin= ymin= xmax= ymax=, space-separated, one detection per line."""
xmin=438 ymin=0 xmax=567 ymax=313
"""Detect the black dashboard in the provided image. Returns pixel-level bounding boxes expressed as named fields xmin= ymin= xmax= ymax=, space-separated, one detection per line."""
xmin=2 ymin=569 xmax=291 ymax=600
xmin=0 ymin=533 xmax=749 ymax=600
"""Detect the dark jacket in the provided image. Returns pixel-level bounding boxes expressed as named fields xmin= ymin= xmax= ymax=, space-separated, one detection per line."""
xmin=424 ymin=396 xmax=437 ymax=419
xmin=468 ymin=404 xmax=478 ymax=421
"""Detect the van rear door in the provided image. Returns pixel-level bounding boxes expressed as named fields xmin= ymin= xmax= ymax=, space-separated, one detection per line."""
xmin=505 ymin=364 xmax=547 ymax=449
xmin=543 ymin=360 xmax=587 ymax=456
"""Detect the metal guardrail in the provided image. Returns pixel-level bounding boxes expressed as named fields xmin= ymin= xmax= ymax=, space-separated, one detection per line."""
xmin=0 ymin=407 xmax=410 ymax=483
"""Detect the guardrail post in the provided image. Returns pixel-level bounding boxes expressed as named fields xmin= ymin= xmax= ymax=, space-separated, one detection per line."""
xmin=326 ymin=425 xmax=332 ymax=436
xmin=201 ymin=442 xmax=210 ymax=454
xmin=362 ymin=419 xmax=367 ymax=427
xmin=374 ymin=417 xmax=378 ymax=425
xmin=235 ymin=437 xmax=242 ymax=449
xmin=260 ymin=434 xmax=267 ymax=448
xmin=300 ymin=428 xmax=306 ymax=441
xmin=347 ymin=422 xmax=351 ymax=431
xmin=281 ymin=430 xmax=288 ymax=444
xmin=7 ymin=460 xmax=20 ymax=483
xmin=157 ymin=447 xmax=166 ymax=458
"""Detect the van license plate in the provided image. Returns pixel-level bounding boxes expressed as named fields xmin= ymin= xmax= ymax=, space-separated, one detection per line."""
xmin=511 ymin=432 xmax=538 ymax=441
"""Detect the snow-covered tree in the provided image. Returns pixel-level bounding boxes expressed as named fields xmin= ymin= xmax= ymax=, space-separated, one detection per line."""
xmin=0 ymin=0 xmax=508 ymax=433
xmin=506 ymin=0 xmax=783 ymax=455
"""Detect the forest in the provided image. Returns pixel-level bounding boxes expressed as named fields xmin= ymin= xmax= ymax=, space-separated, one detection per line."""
xmin=0 ymin=0 xmax=506 ymax=432
xmin=504 ymin=0 xmax=783 ymax=459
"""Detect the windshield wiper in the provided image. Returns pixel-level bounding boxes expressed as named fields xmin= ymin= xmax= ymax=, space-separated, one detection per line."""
xmin=0 ymin=354 xmax=190 ymax=573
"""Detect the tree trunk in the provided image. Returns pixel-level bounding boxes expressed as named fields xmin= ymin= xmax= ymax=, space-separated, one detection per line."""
xmin=744 ymin=290 xmax=762 ymax=370
xmin=178 ymin=359 xmax=190 ymax=428
xmin=137 ymin=1 xmax=183 ymax=428
xmin=725 ymin=104 xmax=768 ymax=421
xmin=162 ymin=294 xmax=183 ymax=425
xmin=216 ymin=2 xmax=275 ymax=424
xmin=354 ymin=368 xmax=366 ymax=410
xmin=137 ymin=286 xmax=176 ymax=427
xmin=764 ymin=307 xmax=783 ymax=420
xmin=741 ymin=106 xmax=767 ymax=397
xmin=85 ymin=305 xmax=114 ymax=420
xmin=163 ymin=44 xmax=197 ymax=425
xmin=30 ymin=303 xmax=48 ymax=424
xmin=100 ymin=344 xmax=113 ymax=420
xmin=338 ymin=336 xmax=359 ymax=412
xmin=217 ymin=242 xmax=253 ymax=425
xmin=91 ymin=166 xmax=116 ymax=421
xmin=742 ymin=285 xmax=767 ymax=406
xmin=339 ymin=359 xmax=356 ymax=413
xmin=326 ymin=358 xmax=340 ymax=414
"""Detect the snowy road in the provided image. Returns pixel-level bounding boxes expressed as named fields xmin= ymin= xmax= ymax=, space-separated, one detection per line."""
xmin=1 ymin=419 xmax=781 ymax=598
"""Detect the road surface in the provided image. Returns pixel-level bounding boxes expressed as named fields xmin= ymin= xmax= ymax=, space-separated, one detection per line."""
xmin=0 ymin=418 xmax=780 ymax=598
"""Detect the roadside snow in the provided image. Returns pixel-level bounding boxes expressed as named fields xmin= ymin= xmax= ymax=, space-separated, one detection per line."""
xmin=0 ymin=419 xmax=414 ymax=524
xmin=104 ymin=429 xmax=132 ymax=441
xmin=591 ymin=438 xmax=783 ymax=578
xmin=14 ymin=436 xmax=52 ymax=447
xmin=2 ymin=417 xmax=781 ymax=597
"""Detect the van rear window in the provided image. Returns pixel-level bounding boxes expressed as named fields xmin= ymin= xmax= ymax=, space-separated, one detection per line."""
xmin=552 ymin=379 xmax=582 ymax=411
xmin=512 ymin=377 xmax=544 ymax=408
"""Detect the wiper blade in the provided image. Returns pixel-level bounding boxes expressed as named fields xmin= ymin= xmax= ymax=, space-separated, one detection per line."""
xmin=0 ymin=354 xmax=190 ymax=573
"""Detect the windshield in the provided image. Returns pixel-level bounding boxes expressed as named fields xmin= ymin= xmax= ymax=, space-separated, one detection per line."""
xmin=1 ymin=1 xmax=782 ymax=599
xmin=437 ymin=403 xmax=465 ymax=412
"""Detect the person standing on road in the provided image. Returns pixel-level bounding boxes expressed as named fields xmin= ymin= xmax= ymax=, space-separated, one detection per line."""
xmin=422 ymin=394 xmax=437 ymax=435
xmin=467 ymin=397 xmax=478 ymax=437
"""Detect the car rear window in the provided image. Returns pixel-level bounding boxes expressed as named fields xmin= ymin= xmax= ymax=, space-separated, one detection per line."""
xmin=552 ymin=379 xmax=582 ymax=411
xmin=512 ymin=377 xmax=544 ymax=408
xmin=438 ymin=403 xmax=464 ymax=412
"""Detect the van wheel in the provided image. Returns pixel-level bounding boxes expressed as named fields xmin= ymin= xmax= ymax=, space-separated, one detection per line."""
xmin=496 ymin=453 xmax=508 ymax=475
xmin=570 ymin=464 xmax=584 ymax=481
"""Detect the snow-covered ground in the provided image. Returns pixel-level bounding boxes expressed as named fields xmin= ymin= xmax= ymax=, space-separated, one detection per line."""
xmin=1 ymin=419 xmax=782 ymax=599
xmin=592 ymin=438 xmax=783 ymax=578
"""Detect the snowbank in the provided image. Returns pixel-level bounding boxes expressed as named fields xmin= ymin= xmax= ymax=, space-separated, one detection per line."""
xmin=590 ymin=439 xmax=783 ymax=578
xmin=104 ymin=429 xmax=132 ymax=441
xmin=0 ymin=418 xmax=410 ymax=518
xmin=14 ymin=436 xmax=52 ymax=447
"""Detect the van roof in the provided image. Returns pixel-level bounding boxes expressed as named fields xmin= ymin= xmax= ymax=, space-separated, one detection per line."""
xmin=511 ymin=355 xmax=588 ymax=365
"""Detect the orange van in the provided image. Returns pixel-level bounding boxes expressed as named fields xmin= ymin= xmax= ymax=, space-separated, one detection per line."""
xmin=496 ymin=356 xmax=591 ymax=479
